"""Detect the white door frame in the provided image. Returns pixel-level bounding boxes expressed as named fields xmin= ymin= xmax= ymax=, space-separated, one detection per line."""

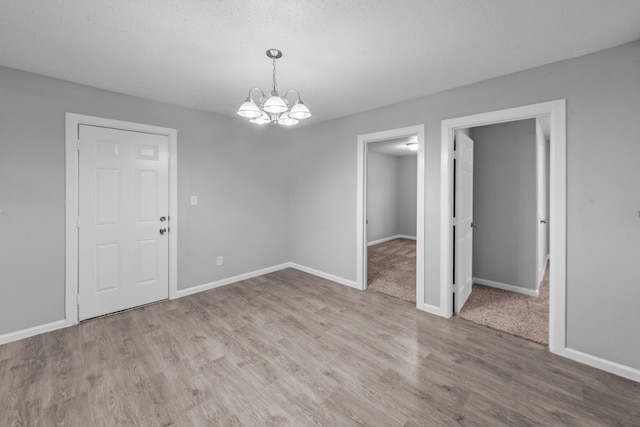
xmin=440 ymin=100 xmax=566 ymax=353
xmin=356 ymin=125 xmax=425 ymax=310
xmin=65 ymin=113 xmax=179 ymax=324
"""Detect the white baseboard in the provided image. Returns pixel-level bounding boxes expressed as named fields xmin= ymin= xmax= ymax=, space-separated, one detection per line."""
xmin=417 ymin=302 xmax=445 ymax=317
xmin=368 ymin=234 xmax=417 ymax=246
xmin=0 ymin=319 xmax=74 ymax=346
xmin=537 ymin=255 xmax=550 ymax=291
xmin=473 ymin=277 xmax=539 ymax=297
xmin=560 ymin=347 xmax=640 ymax=383
xmin=289 ymin=263 xmax=361 ymax=290
xmin=174 ymin=263 xmax=291 ymax=298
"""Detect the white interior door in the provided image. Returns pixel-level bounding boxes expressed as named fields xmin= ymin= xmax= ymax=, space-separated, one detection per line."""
xmin=535 ymin=119 xmax=550 ymax=285
xmin=78 ymin=125 xmax=169 ymax=320
xmin=454 ymin=130 xmax=474 ymax=312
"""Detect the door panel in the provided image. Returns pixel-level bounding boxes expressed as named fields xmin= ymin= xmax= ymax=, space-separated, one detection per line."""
xmin=95 ymin=243 xmax=119 ymax=292
xmin=137 ymin=169 xmax=159 ymax=222
xmin=96 ymin=168 xmax=119 ymax=225
xmin=455 ymin=130 xmax=474 ymax=312
xmin=78 ymin=125 xmax=169 ymax=320
xmin=536 ymin=119 xmax=550 ymax=285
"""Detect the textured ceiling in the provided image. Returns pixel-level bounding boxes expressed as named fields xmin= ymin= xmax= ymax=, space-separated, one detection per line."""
xmin=1 ymin=1 xmax=639 ymax=125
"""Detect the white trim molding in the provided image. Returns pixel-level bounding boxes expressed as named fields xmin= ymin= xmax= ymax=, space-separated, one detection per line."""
xmin=175 ymin=263 xmax=291 ymax=298
xmin=356 ymin=125 xmax=425 ymax=310
xmin=473 ymin=278 xmax=539 ymax=297
xmin=440 ymin=99 xmax=567 ymax=355
xmin=537 ymin=255 xmax=550 ymax=291
xmin=367 ymin=234 xmax=417 ymax=246
xmin=290 ymin=263 xmax=360 ymax=289
xmin=65 ymin=113 xmax=179 ymax=324
xmin=0 ymin=319 xmax=73 ymax=346
xmin=397 ymin=234 xmax=417 ymax=241
xmin=560 ymin=348 xmax=640 ymax=383
xmin=417 ymin=303 xmax=447 ymax=317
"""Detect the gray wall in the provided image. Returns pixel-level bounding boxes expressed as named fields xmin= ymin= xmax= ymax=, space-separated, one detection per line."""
xmin=288 ymin=41 xmax=640 ymax=370
xmin=0 ymin=66 xmax=290 ymax=335
xmin=366 ymin=151 xmax=399 ymax=242
xmin=397 ymin=155 xmax=417 ymax=237
xmin=471 ymin=120 xmax=537 ymax=290
xmin=366 ymin=151 xmax=417 ymax=243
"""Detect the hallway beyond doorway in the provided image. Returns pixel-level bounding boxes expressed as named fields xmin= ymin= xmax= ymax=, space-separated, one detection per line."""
xmin=457 ymin=264 xmax=550 ymax=345
xmin=367 ymin=238 xmax=416 ymax=303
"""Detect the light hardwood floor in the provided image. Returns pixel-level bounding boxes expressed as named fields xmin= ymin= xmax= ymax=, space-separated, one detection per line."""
xmin=1 ymin=268 xmax=639 ymax=426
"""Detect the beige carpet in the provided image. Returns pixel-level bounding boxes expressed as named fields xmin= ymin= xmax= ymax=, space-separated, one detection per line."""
xmin=367 ymin=238 xmax=416 ymax=303
xmin=457 ymin=265 xmax=549 ymax=345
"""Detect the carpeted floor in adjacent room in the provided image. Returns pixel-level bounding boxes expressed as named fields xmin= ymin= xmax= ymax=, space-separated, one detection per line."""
xmin=367 ymin=238 xmax=416 ymax=303
xmin=457 ymin=264 xmax=549 ymax=345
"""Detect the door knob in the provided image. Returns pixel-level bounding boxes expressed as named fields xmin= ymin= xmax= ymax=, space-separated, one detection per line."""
xmin=471 ymin=222 xmax=478 ymax=228
xmin=159 ymin=227 xmax=167 ymax=235
xmin=540 ymin=220 xmax=547 ymax=224
xmin=160 ymin=216 xmax=166 ymax=222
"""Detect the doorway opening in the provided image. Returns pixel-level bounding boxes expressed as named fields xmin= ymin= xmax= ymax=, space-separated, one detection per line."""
xmin=440 ymin=100 xmax=566 ymax=353
xmin=366 ymin=138 xmax=418 ymax=303
xmin=454 ymin=118 xmax=550 ymax=345
xmin=356 ymin=125 xmax=425 ymax=309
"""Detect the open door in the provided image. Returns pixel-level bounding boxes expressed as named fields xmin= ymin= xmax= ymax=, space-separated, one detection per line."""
xmin=536 ymin=118 xmax=550 ymax=286
xmin=454 ymin=130 xmax=474 ymax=312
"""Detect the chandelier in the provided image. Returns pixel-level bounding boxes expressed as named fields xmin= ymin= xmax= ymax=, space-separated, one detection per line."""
xmin=237 ymin=49 xmax=311 ymax=126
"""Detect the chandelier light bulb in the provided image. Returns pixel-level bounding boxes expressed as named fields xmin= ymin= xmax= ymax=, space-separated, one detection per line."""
xmin=263 ymin=95 xmax=288 ymax=114
xmin=250 ymin=111 xmax=271 ymax=124
xmin=277 ymin=112 xmax=299 ymax=126
xmin=237 ymin=98 xmax=262 ymax=119
xmin=289 ymin=101 xmax=311 ymax=120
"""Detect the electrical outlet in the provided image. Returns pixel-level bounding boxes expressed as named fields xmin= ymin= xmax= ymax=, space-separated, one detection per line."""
xmin=190 ymin=195 xmax=198 ymax=206
xmin=216 ymin=256 xmax=223 ymax=266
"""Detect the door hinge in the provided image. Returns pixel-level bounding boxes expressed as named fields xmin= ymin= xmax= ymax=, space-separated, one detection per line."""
xmin=76 ymin=139 xmax=80 ymax=151
xmin=452 ymin=217 xmax=458 ymax=226
xmin=452 ymin=284 xmax=458 ymax=293
xmin=76 ymin=294 xmax=81 ymax=305
xmin=76 ymin=217 xmax=80 ymax=228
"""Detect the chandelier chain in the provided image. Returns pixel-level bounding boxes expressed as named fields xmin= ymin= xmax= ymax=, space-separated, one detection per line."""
xmin=272 ymin=58 xmax=278 ymax=94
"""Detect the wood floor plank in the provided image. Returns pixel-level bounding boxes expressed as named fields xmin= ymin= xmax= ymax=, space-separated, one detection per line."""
xmin=42 ymin=393 xmax=93 ymax=427
xmin=321 ymin=386 xmax=408 ymax=426
xmin=182 ymin=398 xmax=244 ymax=427
xmin=376 ymin=368 xmax=468 ymax=427
xmin=1 ymin=268 xmax=639 ymax=426
xmin=198 ymin=356 xmax=293 ymax=426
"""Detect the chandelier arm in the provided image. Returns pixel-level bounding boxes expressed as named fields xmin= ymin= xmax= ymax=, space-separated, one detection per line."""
xmin=283 ymin=89 xmax=302 ymax=104
xmin=247 ymin=87 xmax=266 ymax=103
